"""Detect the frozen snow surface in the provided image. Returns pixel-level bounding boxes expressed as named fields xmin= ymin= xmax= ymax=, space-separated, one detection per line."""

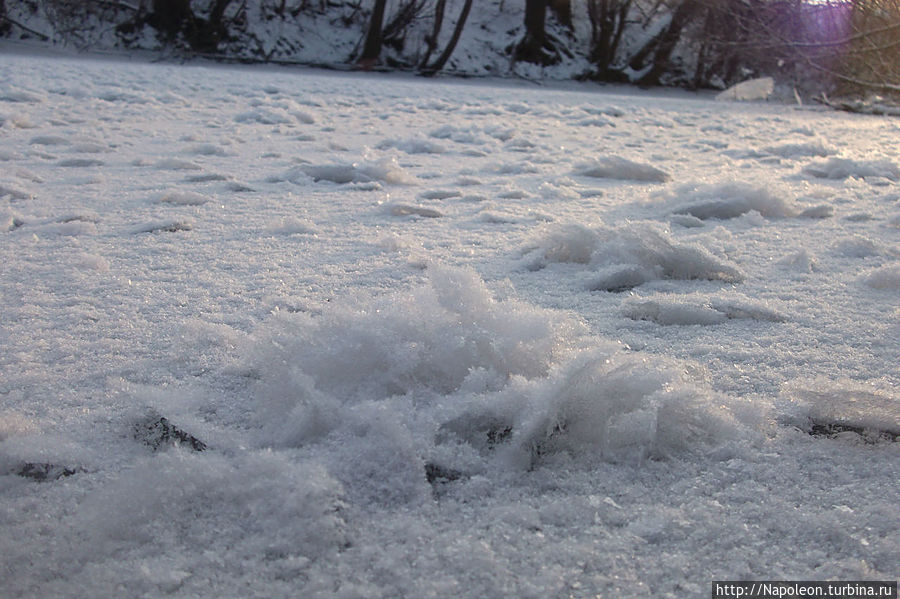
xmin=1 ymin=52 xmax=898 ymax=598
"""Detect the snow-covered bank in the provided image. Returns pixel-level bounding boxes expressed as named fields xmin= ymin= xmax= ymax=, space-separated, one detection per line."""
xmin=1 ymin=53 xmax=898 ymax=598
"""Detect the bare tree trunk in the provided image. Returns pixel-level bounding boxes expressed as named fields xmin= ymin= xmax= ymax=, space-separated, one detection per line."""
xmin=151 ymin=0 xmax=194 ymax=41
xmin=515 ymin=0 xmax=549 ymax=64
xmin=549 ymin=0 xmax=572 ymax=29
xmin=358 ymin=0 xmax=388 ymax=66
xmin=0 ymin=0 xmax=9 ymax=36
xmin=419 ymin=0 xmax=447 ymax=69
xmin=423 ymin=0 xmax=473 ymax=74
xmin=588 ymin=0 xmax=631 ymax=74
xmin=636 ymin=0 xmax=699 ymax=86
xmin=193 ymin=0 xmax=234 ymax=52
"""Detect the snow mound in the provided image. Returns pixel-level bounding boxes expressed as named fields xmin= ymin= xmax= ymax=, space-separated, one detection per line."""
xmin=777 ymin=249 xmax=819 ymax=272
xmin=763 ymin=142 xmax=835 ymax=159
xmin=832 ymin=235 xmax=890 ymax=258
xmin=245 ymin=266 xmax=756 ymax=482
xmin=622 ymin=293 xmax=786 ymax=326
xmin=300 ymin=157 xmax=415 ymax=185
xmin=377 ymin=137 xmax=448 ymax=154
xmin=155 ymin=158 xmax=202 ymax=171
xmin=667 ymin=181 xmax=798 ymax=220
xmin=429 ymin=125 xmax=487 ymax=144
xmin=385 ymin=203 xmax=443 ymax=218
xmin=77 ymin=450 xmax=348 ymax=562
xmin=420 ymin=189 xmax=461 ymax=200
xmin=503 ymin=350 xmax=747 ymax=465
xmin=783 ymin=378 xmax=899 ymax=436
xmin=860 ymin=264 xmax=900 ymax=291
xmin=234 ymin=108 xmax=294 ymax=125
xmin=29 ymin=134 xmax=69 ymax=146
xmin=185 ymin=143 xmax=228 ymax=156
xmin=156 ymin=190 xmax=211 ymax=206
xmin=248 ymin=266 xmax=579 ymax=418
xmin=803 ymin=158 xmax=900 ymax=181
xmin=0 ymin=182 xmax=33 ymax=200
xmin=574 ymin=157 xmax=670 ymax=183
xmin=58 ymin=158 xmax=104 ymax=168
xmin=715 ymin=77 xmax=774 ymax=102
xmin=521 ymin=223 xmax=743 ymax=290
xmin=130 ymin=219 xmax=194 ymax=234
xmin=0 ymin=86 xmax=44 ymax=103
xmin=266 ymin=216 xmax=318 ymax=235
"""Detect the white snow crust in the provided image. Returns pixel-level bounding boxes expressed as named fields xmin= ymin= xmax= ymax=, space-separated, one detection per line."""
xmin=1 ymin=50 xmax=897 ymax=599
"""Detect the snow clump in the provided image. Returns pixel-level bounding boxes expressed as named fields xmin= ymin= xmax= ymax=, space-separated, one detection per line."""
xmin=244 ymin=266 xmax=758 ymax=493
xmin=574 ymin=157 xmax=670 ymax=183
xmin=622 ymin=293 xmax=786 ymax=326
xmin=299 ymin=157 xmax=415 ymax=185
xmin=521 ymin=222 xmax=743 ymax=290
xmin=860 ymin=264 xmax=900 ymax=291
xmin=666 ymin=181 xmax=799 ymax=220
xmin=803 ymin=157 xmax=900 ymax=181
xmin=782 ymin=378 xmax=899 ymax=436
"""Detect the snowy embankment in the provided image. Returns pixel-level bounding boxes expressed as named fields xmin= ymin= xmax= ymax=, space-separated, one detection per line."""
xmin=1 ymin=51 xmax=898 ymax=598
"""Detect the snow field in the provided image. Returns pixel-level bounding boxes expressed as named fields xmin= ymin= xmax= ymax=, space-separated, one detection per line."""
xmin=1 ymin=51 xmax=898 ymax=598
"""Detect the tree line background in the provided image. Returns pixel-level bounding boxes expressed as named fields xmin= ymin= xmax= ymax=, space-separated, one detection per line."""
xmin=2 ymin=0 xmax=898 ymax=100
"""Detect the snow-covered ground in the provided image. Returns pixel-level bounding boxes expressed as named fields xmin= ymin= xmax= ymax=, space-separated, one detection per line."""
xmin=1 ymin=50 xmax=898 ymax=598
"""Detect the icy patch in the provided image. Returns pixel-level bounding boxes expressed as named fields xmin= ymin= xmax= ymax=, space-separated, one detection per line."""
xmin=574 ymin=157 xmax=670 ymax=183
xmin=860 ymin=264 xmax=900 ymax=291
xmin=521 ymin=223 xmax=743 ymax=290
xmin=803 ymin=158 xmax=900 ymax=181
xmin=666 ymin=181 xmax=799 ymax=220
xmin=622 ymin=293 xmax=786 ymax=326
